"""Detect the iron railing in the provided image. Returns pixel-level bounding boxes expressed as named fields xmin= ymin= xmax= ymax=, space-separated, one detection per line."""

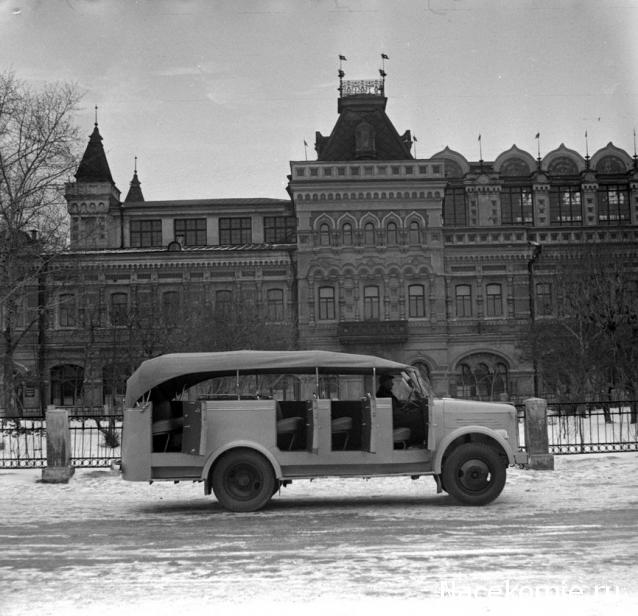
xmin=0 ymin=415 xmax=122 ymax=469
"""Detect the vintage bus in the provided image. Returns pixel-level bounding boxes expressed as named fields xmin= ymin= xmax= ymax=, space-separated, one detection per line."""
xmin=122 ymin=350 xmax=526 ymax=511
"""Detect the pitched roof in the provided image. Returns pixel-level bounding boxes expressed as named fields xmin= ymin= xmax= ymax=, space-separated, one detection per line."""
xmin=315 ymin=94 xmax=413 ymax=161
xmin=125 ymin=170 xmax=144 ymax=202
xmin=75 ymin=124 xmax=114 ymax=183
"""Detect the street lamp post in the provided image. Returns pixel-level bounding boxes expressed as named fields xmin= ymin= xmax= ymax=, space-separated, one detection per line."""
xmin=527 ymin=241 xmax=542 ymax=397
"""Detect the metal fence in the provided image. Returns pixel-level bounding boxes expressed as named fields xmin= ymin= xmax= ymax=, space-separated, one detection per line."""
xmin=0 ymin=415 xmax=122 ymax=469
xmin=516 ymin=400 xmax=638 ymax=454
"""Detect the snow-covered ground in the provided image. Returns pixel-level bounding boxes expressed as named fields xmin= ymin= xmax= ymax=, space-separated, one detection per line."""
xmin=1 ymin=453 xmax=637 ymax=616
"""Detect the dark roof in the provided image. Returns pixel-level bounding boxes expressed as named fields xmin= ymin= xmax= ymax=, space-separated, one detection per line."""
xmin=123 ymin=197 xmax=291 ymax=208
xmin=125 ymin=170 xmax=144 ymax=202
xmin=315 ymin=94 xmax=413 ymax=161
xmin=75 ymin=124 xmax=114 ymax=183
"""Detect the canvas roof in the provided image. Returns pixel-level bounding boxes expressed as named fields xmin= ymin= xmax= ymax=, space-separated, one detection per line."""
xmin=125 ymin=350 xmax=411 ymax=406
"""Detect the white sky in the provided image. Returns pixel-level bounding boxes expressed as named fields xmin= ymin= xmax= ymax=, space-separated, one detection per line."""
xmin=2 ymin=0 xmax=638 ymax=200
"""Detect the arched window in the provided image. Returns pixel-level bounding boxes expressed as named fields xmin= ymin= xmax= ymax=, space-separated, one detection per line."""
xmin=110 ymin=292 xmax=128 ymax=326
xmin=412 ymin=361 xmax=431 ymax=385
xmin=50 ymin=364 xmax=84 ymax=407
xmin=408 ymin=284 xmax=426 ymax=318
xmin=485 ymin=283 xmax=503 ymax=317
xmin=455 ymin=354 xmax=509 ymax=401
xmin=319 ymin=223 xmax=331 ymax=246
xmin=363 ymin=285 xmax=380 ymax=320
xmin=455 ymin=284 xmax=472 ymax=317
xmin=342 ymin=222 xmax=353 ymax=246
xmin=386 ymin=221 xmax=398 ymax=245
xmin=266 ymin=288 xmax=284 ymax=321
xmin=318 ymin=286 xmax=335 ymax=320
xmin=408 ymin=221 xmax=421 ymax=244
xmin=58 ymin=293 xmax=77 ymax=328
xmin=364 ymin=222 xmax=375 ymax=246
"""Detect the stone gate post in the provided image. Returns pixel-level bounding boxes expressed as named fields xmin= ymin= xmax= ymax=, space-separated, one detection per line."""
xmin=524 ymin=397 xmax=554 ymax=470
xmin=41 ymin=407 xmax=75 ymax=483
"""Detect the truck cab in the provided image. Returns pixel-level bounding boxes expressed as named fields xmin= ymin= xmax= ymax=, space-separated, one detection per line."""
xmin=122 ymin=350 xmax=526 ymax=511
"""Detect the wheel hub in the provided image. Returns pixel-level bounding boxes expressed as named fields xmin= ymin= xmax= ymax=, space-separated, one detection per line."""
xmin=458 ymin=459 xmax=491 ymax=492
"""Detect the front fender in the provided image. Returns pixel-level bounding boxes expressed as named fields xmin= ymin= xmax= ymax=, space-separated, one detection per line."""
xmin=201 ymin=440 xmax=283 ymax=485
xmin=433 ymin=426 xmax=515 ymax=474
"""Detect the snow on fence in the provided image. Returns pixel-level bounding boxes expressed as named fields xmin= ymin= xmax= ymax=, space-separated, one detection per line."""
xmin=0 ymin=415 xmax=122 ymax=469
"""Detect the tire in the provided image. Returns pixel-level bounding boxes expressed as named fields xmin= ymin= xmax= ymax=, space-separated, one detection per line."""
xmin=441 ymin=442 xmax=506 ymax=506
xmin=211 ymin=449 xmax=275 ymax=512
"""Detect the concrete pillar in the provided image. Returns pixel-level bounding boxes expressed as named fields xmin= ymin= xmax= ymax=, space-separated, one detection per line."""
xmin=524 ymin=397 xmax=554 ymax=470
xmin=41 ymin=407 xmax=75 ymax=483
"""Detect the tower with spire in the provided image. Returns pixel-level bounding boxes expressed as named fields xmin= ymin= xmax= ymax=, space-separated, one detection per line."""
xmin=65 ymin=111 xmax=121 ymax=250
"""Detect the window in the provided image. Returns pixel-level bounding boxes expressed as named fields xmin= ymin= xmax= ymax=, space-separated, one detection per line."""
xmin=455 ymin=354 xmax=509 ymax=400
xmin=318 ymin=287 xmax=335 ymax=320
xmin=174 ymin=218 xmax=206 ymax=246
xmin=50 ymin=364 xmax=83 ymax=407
xmin=110 ymin=293 xmax=128 ymax=326
xmin=408 ymin=221 xmax=421 ymax=244
xmin=386 ymin=222 xmax=398 ymax=245
xmin=408 ymin=285 xmax=426 ymax=318
xmin=215 ymin=290 xmax=233 ymax=316
xmin=549 ymin=186 xmax=582 ymax=224
xmin=319 ymin=223 xmax=331 ymax=246
xmin=485 ymin=284 xmax=503 ymax=317
xmin=161 ymin=291 xmax=180 ymax=326
xmin=455 ymin=285 xmax=472 ymax=317
xmin=501 ymin=186 xmax=534 ymax=224
xmin=264 ymin=216 xmax=296 ymax=243
xmin=219 ymin=217 xmax=251 ymax=244
xmin=58 ymin=293 xmax=77 ymax=328
xmin=364 ymin=222 xmax=375 ymax=246
xmin=598 ymin=185 xmax=630 ymax=225
xmin=266 ymin=289 xmax=284 ymax=321
xmin=342 ymin=223 xmax=353 ymax=246
xmin=363 ymin=286 xmax=380 ymax=320
xmin=130 ymin=219 xmax=162 ymax=247
xmin=443 ymin=187 xmax=467 ymax=226
xmin=536 ymin=282 xmax=552 ymax=316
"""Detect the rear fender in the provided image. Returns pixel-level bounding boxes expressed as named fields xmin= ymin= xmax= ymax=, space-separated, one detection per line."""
xmin=433 ymin=426 xmax=514 ymax=474
xmin=201 ymin=440 xmax=283 ymax=493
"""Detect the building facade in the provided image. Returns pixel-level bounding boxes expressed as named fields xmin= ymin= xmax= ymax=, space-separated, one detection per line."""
xmin=4 ymin=77 xmax=638 ymax=415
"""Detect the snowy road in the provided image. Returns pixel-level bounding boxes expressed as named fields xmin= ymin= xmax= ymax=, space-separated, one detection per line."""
xmin=1 ymin=454 xmax=637 ymax=615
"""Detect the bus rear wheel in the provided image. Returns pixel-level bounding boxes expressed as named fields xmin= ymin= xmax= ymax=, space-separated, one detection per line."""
xmin=441 ymin=442 xmax=506 ymax=506
xmin=211 ymin=449 xmax=275 ymax=512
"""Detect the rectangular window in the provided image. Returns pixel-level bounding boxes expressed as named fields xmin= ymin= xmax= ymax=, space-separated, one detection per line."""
xmin=549 ymin=186 xmax=582 ymax=224
xmin=443 ymin=187 xmax=468 ymax=226
xmin=219 ymin=217 xmax=252 ymax=245
xmin=501 ymin=186 xmax=534 ymax=225
xmin=174 ymin=218 xmax=207 ymax=246
xmin=264 ymin=216 xmax=297 ymax=243
xmin=58 ymin=293 xmax=77 ymax=328
xmin=536 ymin=282 xmax=552 ymax=316
xmin=318 ymin=286 xmax=335 ymax=320
xmin=597 ymin=185 xmax=631 ymax=225
xmin=130 ymin=219 xmax=162 ymax=247
xmin=110 ymin=293 xmax=128 ymax=326
xmin=408 ymin=285 xmax=426 ymax=318
xmin=363 ymin=286 xmax=380 ymax=320
xmin=266 ymin=289 xmax=285 ymax=321
xmin=485 ymin=283 xmax=503 ymax=317
xmin=455 ymin=284 xmax=472 ymax=317
xmin=161 ymin=290 xmax=180 ymax=326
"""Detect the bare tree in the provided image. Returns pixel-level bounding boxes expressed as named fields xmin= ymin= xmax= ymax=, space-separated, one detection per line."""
xmin=0 ymin=71 xmax=82 ymax=415
xmin=530 ymin=248 xmax=638 ymax=407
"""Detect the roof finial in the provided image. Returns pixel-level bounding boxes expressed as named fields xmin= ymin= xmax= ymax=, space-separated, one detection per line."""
xmin=94 ymin=105 xmax=98 ymax=126
xmin=338 ymin=54 xmax=347 ymax=96
xmin=379 ymin=53 xmax=388 ymax=96
xmin=535 ymin=132 xmax=541 ymax=169
xmin=585 ymin=129 xmax=590 ymax=168
xmin=134 ymin=155 xmax=138 ymax=174
xmin=633 ymin=128 xmax=637 ymax=169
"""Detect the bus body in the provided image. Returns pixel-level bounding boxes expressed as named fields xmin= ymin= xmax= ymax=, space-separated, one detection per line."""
xmin=122 ymin=350 xmax=527 ymax=511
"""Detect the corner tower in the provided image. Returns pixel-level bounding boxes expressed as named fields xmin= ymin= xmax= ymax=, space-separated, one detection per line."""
xmin=65 ymin=116 xmax=121 ymax=249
